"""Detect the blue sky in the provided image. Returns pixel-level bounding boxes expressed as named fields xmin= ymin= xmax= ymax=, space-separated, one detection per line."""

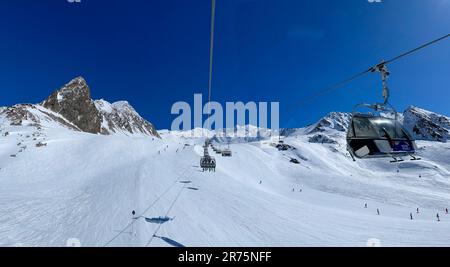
xmin=0 ymin=0 xmax=449 ymax=129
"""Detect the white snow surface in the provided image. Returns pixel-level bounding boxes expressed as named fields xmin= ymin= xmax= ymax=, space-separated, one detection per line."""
xmin=1 ymin=121 xmax=450 ymax=247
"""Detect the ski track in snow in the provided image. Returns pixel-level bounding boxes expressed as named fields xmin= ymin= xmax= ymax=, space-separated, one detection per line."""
xmin=1 ymin=124 xmax=450 ymax=247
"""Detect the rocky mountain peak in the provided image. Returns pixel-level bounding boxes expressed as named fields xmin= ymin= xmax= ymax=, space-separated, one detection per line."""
xmin=41 ymin=76 xmax=102 ymax=134
xmin=54 ymin=77 xmax=90 ymax=101
xmin=31 ymin=77 xmax=160 ymax=137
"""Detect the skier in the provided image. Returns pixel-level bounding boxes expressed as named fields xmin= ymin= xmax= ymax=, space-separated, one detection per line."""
xmin=364 ymin=203 xmax=368 ymax=209
xmin=410 ymin=213 xmax=413 ymax=220
xmin=437 ymin=213 xmax=440 ymax=222
xmin=131 ymin=210 xmax=137 ymax=236
xmin=417 ymin=208 xmax=420 ymax=214
xmin=259 ymin=180 xmax=262 ymax=184
xmin=446 ymin=208 xmax=448 ymax=214
xmin=377 ymin=209 xmax=380 ymax=215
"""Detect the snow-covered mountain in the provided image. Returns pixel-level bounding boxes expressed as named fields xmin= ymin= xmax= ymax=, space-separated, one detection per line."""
xmin=403 ymin=106 xmax=450 ymax=142
xmin=94 ymin=99 xmax=159 ymax=137
xmin=41 ymin=77 xmax=102 ymax=134
xmin=1 ymin=77 xmax=159 ymax=138
xmin=1 ymin=87 xmax=450 ymax=247
xmin=306 ymin=112 xmax=351 ymax=134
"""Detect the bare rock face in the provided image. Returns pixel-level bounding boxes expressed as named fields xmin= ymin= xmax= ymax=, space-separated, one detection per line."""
xmin=41 ymin=77 xmax=102 ymax=134
xmin=0 ymin=104 xmax=80 ymax=130
xmin=308 ymin=133 xmax=337 ymax=144
xmin=3 ymin=104 xmax=38 ymax=126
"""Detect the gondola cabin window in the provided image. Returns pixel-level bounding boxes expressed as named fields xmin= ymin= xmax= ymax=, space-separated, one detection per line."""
xmin=353 ymin=117 xmax=378 ymax=137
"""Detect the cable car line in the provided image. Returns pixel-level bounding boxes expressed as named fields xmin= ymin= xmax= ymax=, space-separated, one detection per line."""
xmin=201 ymin=0 xmax=218 ymax=172
xmin=290 ymin=33 xmax=449 ymax=109
xmin=381 ymin=33 xmax=449 ymax=66
xmin=208 ymin=0 xmax=216 ymax=106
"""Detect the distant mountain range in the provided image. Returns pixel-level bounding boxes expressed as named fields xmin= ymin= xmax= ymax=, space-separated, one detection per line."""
xmin=1 ymin=77 xmax=449 ymax=143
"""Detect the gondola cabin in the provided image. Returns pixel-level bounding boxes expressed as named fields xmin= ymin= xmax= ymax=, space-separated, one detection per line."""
xmin=200 ymin=155 xmax=216 ymax=172
xmin=222 ymin=149 xmax=232 ymax=157
xmin=347 ymin=113 xmax=417 ymax=160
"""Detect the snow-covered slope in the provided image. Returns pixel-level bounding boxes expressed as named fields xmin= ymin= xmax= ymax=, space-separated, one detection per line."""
xmin=1 ymin=108 xmax=450 ymax=246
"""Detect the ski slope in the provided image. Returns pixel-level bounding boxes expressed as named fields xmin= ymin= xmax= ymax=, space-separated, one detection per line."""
xmin=1 ymin=123 xmax=450 ymax=247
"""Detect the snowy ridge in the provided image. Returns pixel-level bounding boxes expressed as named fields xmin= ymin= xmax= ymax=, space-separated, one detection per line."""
xmin=166 ymin=125 xmax=269 ymax=143
xmin=95 ymin=99 xmax=159 ymax=137
xmin=305 ymin=112 xmax=351 ymax=134
xmin=403 ymin=106 xmax=450 ymax=142
xmin=279 ymin=112 xmax=351 ymax=140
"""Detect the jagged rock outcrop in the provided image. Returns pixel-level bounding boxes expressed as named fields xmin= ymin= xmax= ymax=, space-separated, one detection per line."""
xmin=1 ymin=104 xmax=81 ymax=130
xmin=403 ymin=106 xmax=450 ymax=142
xmin=3 ymin=104 xmax=37 ymax=126
xmin=308 ymin=133 xmax=337 ymax=144
xmin=41 ymin=77 xmax=102 ymax=134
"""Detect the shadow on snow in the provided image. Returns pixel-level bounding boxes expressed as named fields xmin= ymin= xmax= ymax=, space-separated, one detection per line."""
xmin=153 ymin=235 xmax=185 ymax=247
xmin=145 ymin=216 xmax=174 ymax=224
